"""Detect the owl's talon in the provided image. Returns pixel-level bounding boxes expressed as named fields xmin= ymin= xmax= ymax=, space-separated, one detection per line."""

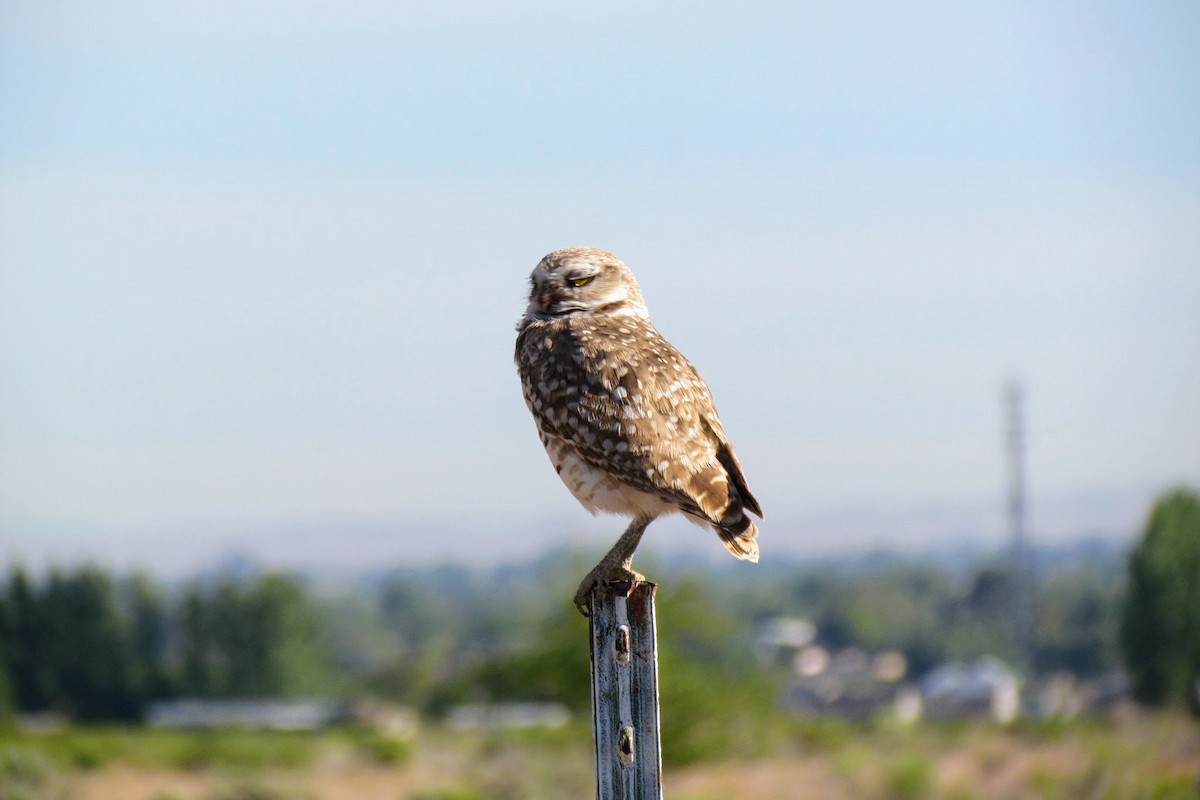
xmin=573 ymin=563 xmax=646 ymax=617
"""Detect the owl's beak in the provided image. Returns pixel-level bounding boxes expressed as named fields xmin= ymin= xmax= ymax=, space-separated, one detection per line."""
xmin=538 ymin=290 xmax=558 ymax=311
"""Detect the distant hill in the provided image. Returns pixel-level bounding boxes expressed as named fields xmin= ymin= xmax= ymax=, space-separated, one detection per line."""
xmin=0 ymin=485 xmax=1149 ymax=579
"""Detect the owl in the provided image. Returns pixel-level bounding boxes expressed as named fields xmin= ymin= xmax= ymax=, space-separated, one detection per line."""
xmin=515 ymin=247 xmax=763 ymax=615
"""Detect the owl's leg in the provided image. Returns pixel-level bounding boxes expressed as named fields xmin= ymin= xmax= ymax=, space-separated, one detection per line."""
xmin=573 ymin=513 xmax=655 ymax=616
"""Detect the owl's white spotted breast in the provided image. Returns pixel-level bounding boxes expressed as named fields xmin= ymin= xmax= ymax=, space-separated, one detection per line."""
xmin=515 ymin=313 xmax=732 ymax=524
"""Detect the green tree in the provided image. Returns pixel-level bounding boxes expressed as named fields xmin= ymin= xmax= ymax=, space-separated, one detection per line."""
xmin=1120 ymin=487 xmax=1200 ymax=712
xmin=815 ymin=566 xmax=958 ymax=675
xmin=175 ymin=573 xmax=338 ymax=698
xmin=0 ymin=661 xmax=12 ymax=723
xmin=1032 ymin=563 xmax=1120 ymax=677
xmin=0 ymin=585 xmax=12 ymax=723
xmin=41 ymin=566 xmax=138 ymax=720
xmin=967 ymin=564 xmax=1011 ymax=622
xmin=124 ymin=573 xmax=174 ymax=705
xmin=655 ymin=578 xmax=782 ymax=766
xmin=421 ymin=595 xmax=590 ymax=716
xmin=2 ymin=565 xmax=144 ymax=718
xmin=244 ymin=573 xmax=339 ymax=697
xmin=2 ymin=567 xmax=56 ymax=712
xmin=178 ymin=583 xmax=218 ymax=696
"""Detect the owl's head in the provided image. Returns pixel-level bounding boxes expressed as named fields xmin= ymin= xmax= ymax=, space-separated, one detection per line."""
xmin=522 ymin=247 xmax=649 ymax=323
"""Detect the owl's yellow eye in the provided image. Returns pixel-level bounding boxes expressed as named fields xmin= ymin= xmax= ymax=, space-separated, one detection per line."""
xmin=568 ymin=275 xmax=595 ymax=288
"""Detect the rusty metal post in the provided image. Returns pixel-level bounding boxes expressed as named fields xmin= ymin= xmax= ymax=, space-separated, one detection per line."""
xmin=589 ymin=581 xmax=662 ymax=800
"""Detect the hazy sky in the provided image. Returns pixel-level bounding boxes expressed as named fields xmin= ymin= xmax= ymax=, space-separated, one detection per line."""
xmin=2 ymin=1 xmax=1198 ymax=569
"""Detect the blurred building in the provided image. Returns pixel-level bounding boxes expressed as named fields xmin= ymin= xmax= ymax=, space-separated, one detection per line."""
xmin=920 ymin=656 xmax=1020 ymax=724
xmin=445 ymin=702 xmax=571 ymax=730
xmin=147 ymin=698 xmax=345 ymax=730
xmin=145 ymin=697 xmax=417 ymax=735
xmin=1026 ymin=670 xmax=1131 ymax=718
xmin=754 ymin=616 xmax=817 ymax=666
xmin=783 ymin=645 xmax=917 ymax=722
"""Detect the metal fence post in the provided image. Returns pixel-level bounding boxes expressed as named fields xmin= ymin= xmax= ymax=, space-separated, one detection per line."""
xmin=589 ymin=581 xmax=662 ymax=800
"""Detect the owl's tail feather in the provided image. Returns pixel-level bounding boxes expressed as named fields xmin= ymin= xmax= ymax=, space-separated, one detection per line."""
xmin=712 ymin=437 xmax=761 ymax=563
xmin=716 ymin=516 xmax=759 ymax=563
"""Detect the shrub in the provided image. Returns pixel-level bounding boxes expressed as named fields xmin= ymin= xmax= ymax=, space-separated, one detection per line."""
xmin=346 ymin=728 xmax=412 ymax=765
xmin=885 ymin=755 xmax=933 ymax=800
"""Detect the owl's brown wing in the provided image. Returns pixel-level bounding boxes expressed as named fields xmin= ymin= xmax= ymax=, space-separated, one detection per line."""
xmin=517 ymin=316 xmax=762 ymax=532
xmin=698 ymin=411 xmax=764 ymax=520
xmin=517 ymin=319 xmax=671 ymax=504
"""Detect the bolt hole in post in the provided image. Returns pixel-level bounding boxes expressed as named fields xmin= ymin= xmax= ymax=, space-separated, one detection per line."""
xmin=616 ymin=625 xmax=631 ymax=666
xmin=589 ymin=582 xmax=662 ymax=800
xmin=619 ymin=726 xmax=636 ymax=767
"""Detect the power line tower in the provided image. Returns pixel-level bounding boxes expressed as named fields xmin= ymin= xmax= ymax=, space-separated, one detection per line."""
xmin=1004 ymin=380 xmax=1033 ymax=671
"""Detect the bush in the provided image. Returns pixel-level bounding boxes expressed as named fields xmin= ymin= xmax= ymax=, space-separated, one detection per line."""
xmin=655 ymin=579 xmax=789 ymax=767
xmin=1142 ymin=774 xmax=1200 ymax=800
xmin=177 ymin=730 xmax=316 ymax=771
xmin=885 ymin=755 xmax=933 ymax=800
xmin=344 ymin=728 xmax=412 ymax=765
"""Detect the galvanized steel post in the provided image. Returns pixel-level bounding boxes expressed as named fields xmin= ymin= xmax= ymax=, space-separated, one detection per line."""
xmin=589 ymin=581 xmax=662 ymax=800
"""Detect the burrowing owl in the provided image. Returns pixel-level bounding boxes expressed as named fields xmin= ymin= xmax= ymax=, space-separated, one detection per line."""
xmin=515 ymin=247 xmax=763 ymax=615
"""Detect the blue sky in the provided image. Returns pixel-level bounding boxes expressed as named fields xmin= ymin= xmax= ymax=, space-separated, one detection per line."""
xmin=2 ymin=1 xmax=1198 ymax=570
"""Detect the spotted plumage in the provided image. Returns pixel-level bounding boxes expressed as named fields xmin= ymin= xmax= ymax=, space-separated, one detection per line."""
xmin=515 ymin=247 xmax=762 ymax=613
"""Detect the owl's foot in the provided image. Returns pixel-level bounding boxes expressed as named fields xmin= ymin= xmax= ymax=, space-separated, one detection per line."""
xmin=573 ymin=562 xmax=646 ymax=617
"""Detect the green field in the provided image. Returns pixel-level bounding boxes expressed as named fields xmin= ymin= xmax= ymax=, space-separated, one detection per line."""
xmin=2 ymin=713 xmax=1196 ymax=800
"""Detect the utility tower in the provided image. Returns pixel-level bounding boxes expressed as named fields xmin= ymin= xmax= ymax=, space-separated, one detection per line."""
xmin=1005 ymin=380 xmax=1032 ymax=669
